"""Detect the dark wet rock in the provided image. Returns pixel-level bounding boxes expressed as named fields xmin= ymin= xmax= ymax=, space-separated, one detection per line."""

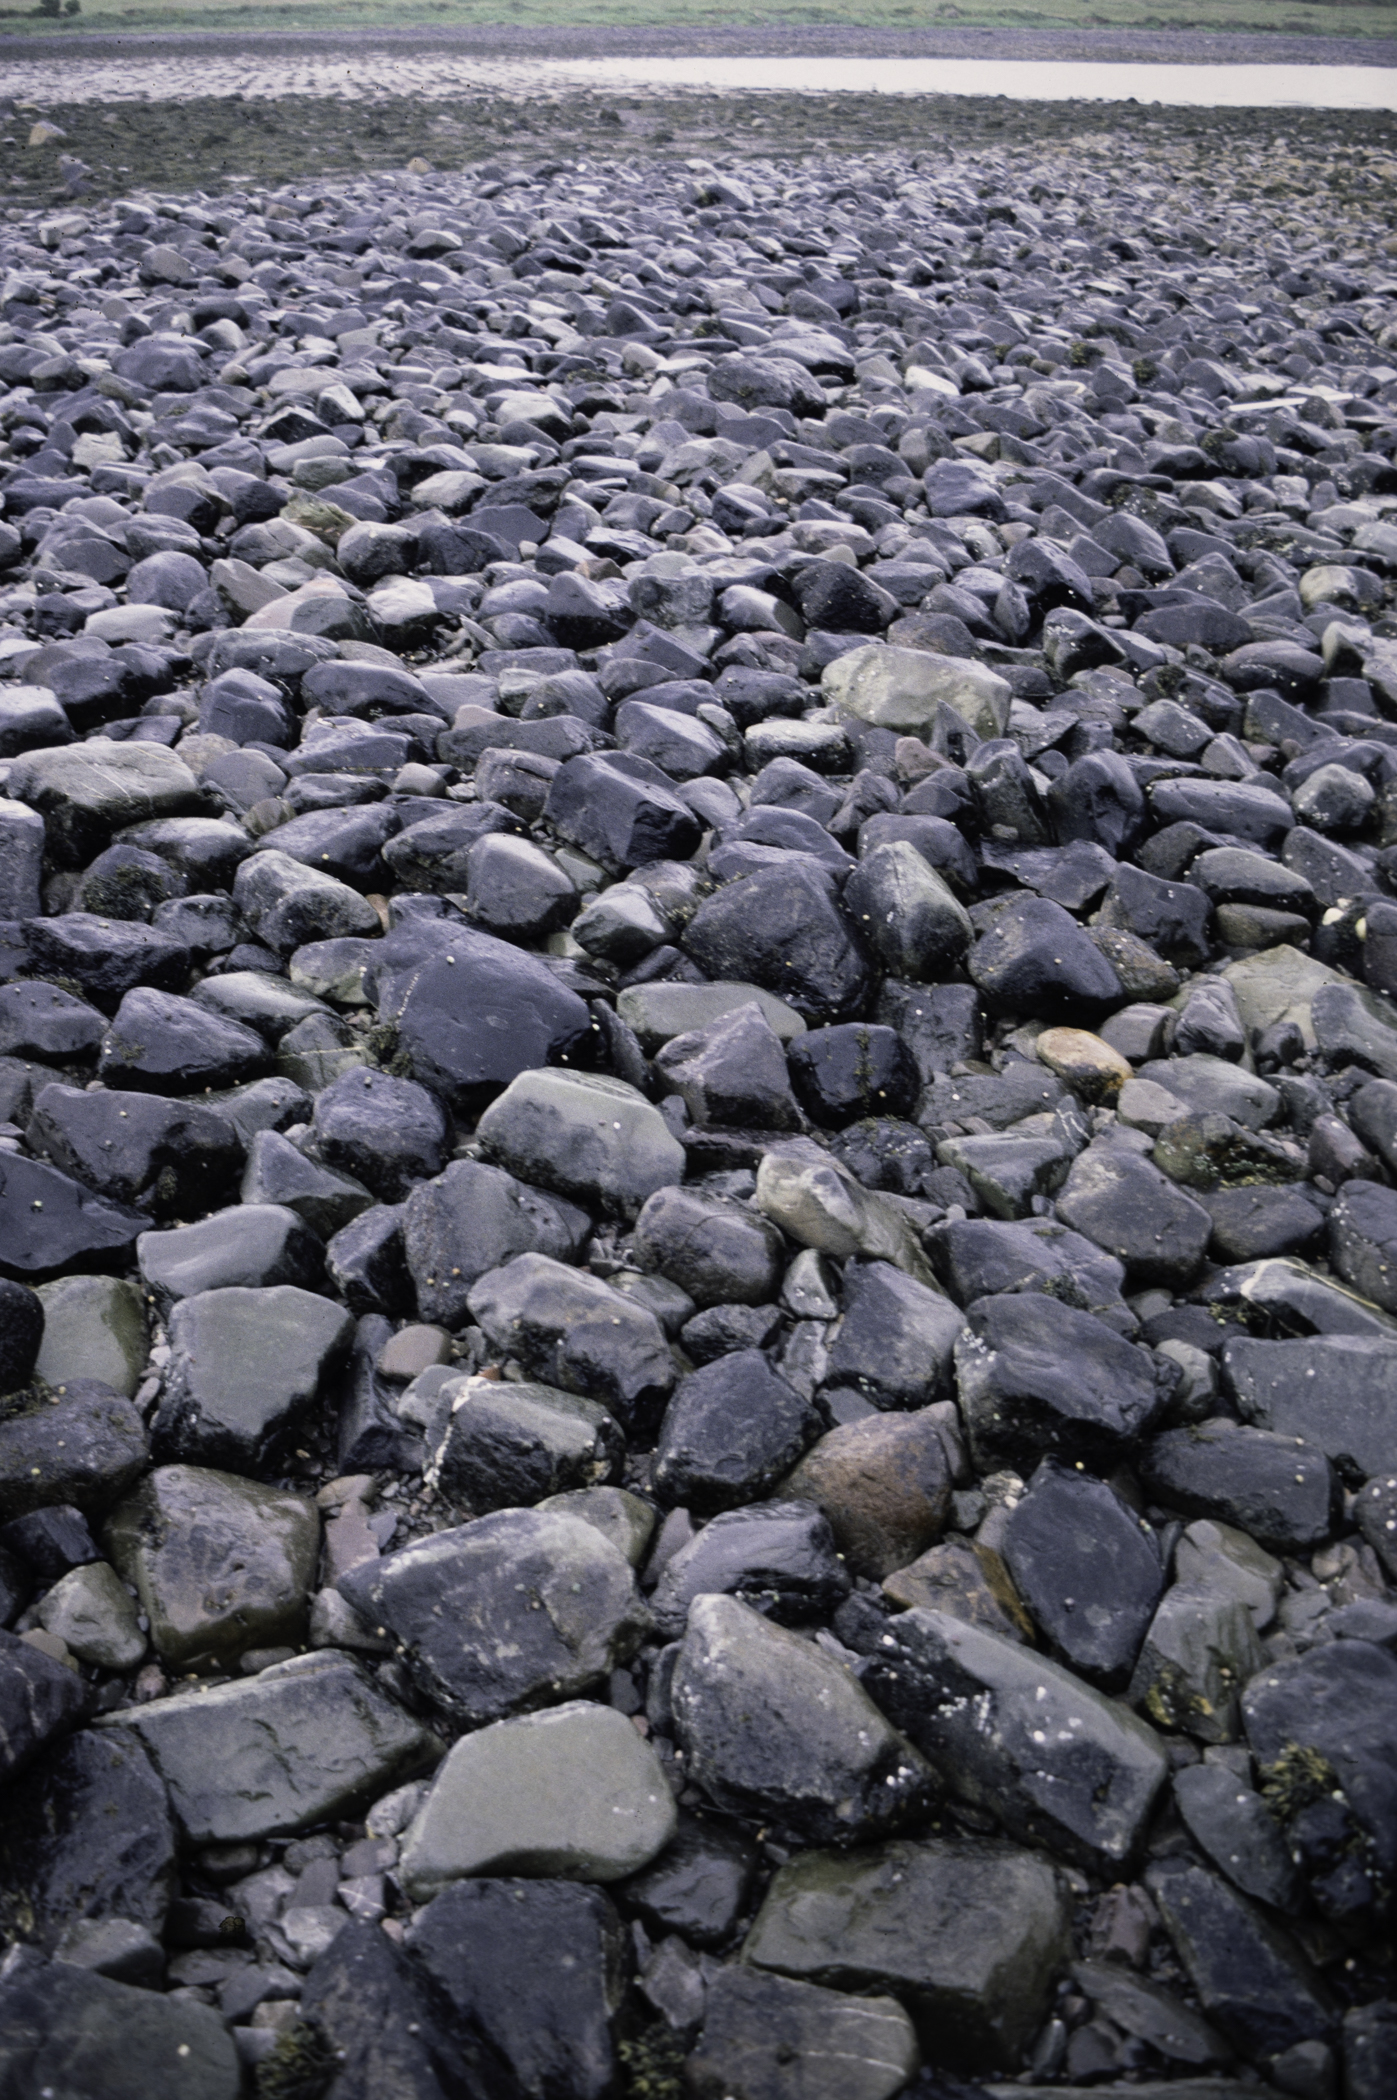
xmin=381 ymin=930 xmax=591 ymax=1113
xmin=137 ymin=1202 xmax=323 ymax=1307
xmin=618 ymin=1814 xmax=757 ymax=1949
xmin=401 ymin=1158 xmax=585 ymax=1330
xmin=688 ymin=1965 xmax=919 ymax=2100
xmin=339 ymin=1506 xmax=647 ymax=1727
xmin=1222 ymin=1333 xmax=1397 ymax=1482
xmin=649 ymin=1499 xmax=850 ymax=1636
xmin=1141 ymin=1418 xmax=1335 ymax=1552
xmin=684 ymin=861 xmax=869 ymax=1023
xmin=1328 ymin=1177 xmax=1397 ymax=1315
xmin=0 ymin=1380 xmax=147 ymax=1523
xmin=927 ymin=1216 xmax=1133 ymax=1332
xmin=1244 ymin=1638 xmax=1397 ymax=1907
xmin=742 ymin=1834 xmax=1070 ymax=2071
xmin=1055 ymin=1145 xmax=1213 ymax=1287
xmin=0 ymin=1154 xmax=147 ymax=1285
xmin=97 ymin=987 xmax=266 ymax=1094
xmin=672 ymin=1593 xmax=933 ymax=1844
xmin=654 ymin=1349 xmax=818 ymax=1514
xmin=970 ymin=894 xmax=1122 ymax=1014
xmin=848 ymin=1599 xmax=1168 ymax=1873
xmin=1001 ymin=1459 xmax=1164 ymax=1688
xmin=1147 ymin=1861 xmax=1335 ymax=2061
xmin=653 ymin=1000 xmax=801 ymax=1130
xmin=309 ymin=1066 xmax=448 ymax=1203
xmin=298 ymin=1918 xmax=495 ymax=2100
xmin=153 ymin=1285 xmax=353 ymax=1474
xmin=954 ymin=1291 xmax=1172 ymax=1473
xmin=633 ymin=1184 xmax=785 ymax=1308
xmin=0 ymin=982 xmax=107 ymax=1063
xmin=0 ymin=1948 xmax=240 ymax=2100
xmin=1172 ymin=1761 xmax=1301 ymax=1911
xmin=788 ymin=1021 xmax=919 ymax=1127
xmin=406 ymin=1878 xmax=627 ymax=2100
xmin=104 ymin=1464 xmax=319 ymax=1669
xmin=0 ymin=1727 xmax=176 ymax=1952
xmin=823 ymin=1258 xmax=966 ymax=1406
xmin=109 ymin=1649 xmax=433 ymax=1844
xmin=0 ymin=1626 xmax=88 ymax=1784
xmin=426 ymin=1374 xmax=623 ymax=1512
xmin=468 ymin=1252 xmax=675 ymax=1430
xmin=28 ymin=1084 xmax=241 ymax=1217
xmin=0 ymin=1280 xmax=43 ymax=1397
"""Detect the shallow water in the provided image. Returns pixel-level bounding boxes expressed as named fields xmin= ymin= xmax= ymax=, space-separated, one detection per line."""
xmin=4 ymin=48 xmax=1397 ymax=111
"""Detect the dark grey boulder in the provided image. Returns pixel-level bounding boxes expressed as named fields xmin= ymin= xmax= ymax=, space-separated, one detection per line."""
xmin=339 ymin=1506 xmax=648 ymax=1728
xmin=406 ymin=1879 xmax=627 ymax=2100
xmin=1140 ymin=1418 xmax=1335 ymax=1553
xmin=1002 ymin=1459 xmax=1164 ymax=1688
xmin=654 ymin=1350 xmax=819 ymax=1514
xmin=954 ymin=1291 xmax=1172 ymax=1472
xmin=0 ymin=1728 xmax=176 ymax=1951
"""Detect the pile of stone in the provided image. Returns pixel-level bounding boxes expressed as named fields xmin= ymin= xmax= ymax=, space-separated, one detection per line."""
xmin=0 ymin=126 xmax=1396 ymax=2100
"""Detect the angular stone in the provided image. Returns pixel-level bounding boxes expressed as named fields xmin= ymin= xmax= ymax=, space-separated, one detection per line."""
xmin=339 ymin=1506 xmax=648 ymax=1728
xmin=1172 ymin=1762 xmax=1301 ymax=1910
xmin=1128 ymin=1586 xmax=1262 ymax=1744
xmin=468 ymin=1252 xmax=675 ymax=1430
xmin=684 ymin=863 xmax=870 ymax=1026
xmin=29 ymin=1268 xmax=142 ymax=1402
xmin=688 ymin=1966 xmax=920 ymax=2100
xmin=654 ymin=1351 xmax=818 ymax=1515
xmin=104 ymin=1465 xmax=319 ymax=1669
xmin=649 ymin=1500 xmax=851 ymax=1638
xmin=672 ymin=1594 xmax=933 ymax=1845
xmin=844 ymin=840 xmax=972 ymax=979
xmin=0 ymin=1155 xmax=146 ymax=1285
xmin=756 ymin=1146 xmax=935 ymax=1286
xmin=0 ymin=1625 xmax=88 ymax=1783
xmin=1141 ymin=1418 xmax=1335 ymax=1553
xmin=0 ymin=1949 xmax=240 ymax=2100
xmin=8 ymin=740 xmax=202 ymax=865
xmin=632 ymin=1185 xmax=785 ymax=1309
xmin=1243 ymin=1637 xmax=1397 ymax=1892
xmin=153 ymin=1286 xmax=354 ymax=1474
xmin=402 ymin=1158 xmax=588 ymax=1329
xmin=1055 ymin=1145 xmax=1212 ymax=1287
xmin=1147 ymin=1861 xmax=1335 ymax=2060
xmin=1222 ymin=1334 xmax=1397 ymax=1483
xmin=0 ymin=1380 xmax=147 ymax=1521
xmin=970 ymin=894 xmax=1122 ymax=1014
xmin=850 ymin=1604 xmax=1168 ymax=1873
xmin=926 ymin=1217 xmax=1133 ymax=1334
xmin=425 ymin=1376 xmax=623 ymax=1512
xmin=107 ymin=1650 xmax=433 ymax=1843
xmin=824 ymin=1259 xmax=967 ymax=1406
xmin=398 ymin=1700 xmax=676 ymax=1900
xmin=743 ymin=1835 xmax=1070 ymax=2071
xmin=654 ymin=1001 xmax=802 ymax=1131
xmin=0 ymin=1726 xmax=175 ymax=1951
xmin=232 ymin=846 xmax=380 ymax=954
xmin=617 ymin=980 xmax=806 ymax=1052
xmin=1002 ymin=1460 xmax=1164 ymax=1689
xmin=136 ymin=1203 xmax=323 ymax=1308
xmin=954 ymin=1292 xmax=1171 ymax=1473
xmin=407 ymin=1879 xmax=627 ymax=2100
xmin=240 ymin=1127 xmax=372 ymax=1239
xmin=477 ymin=1069 xmax=684 ymax=1221
xmin=822 ymin=643 xmax=1010 ymax=739
xmin=36 ymin=1562 xmax=145 ymax=1670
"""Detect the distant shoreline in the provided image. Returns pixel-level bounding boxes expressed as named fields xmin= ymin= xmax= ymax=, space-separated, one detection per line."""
xmin=4 ymin=18 xmax=1397 ymax=64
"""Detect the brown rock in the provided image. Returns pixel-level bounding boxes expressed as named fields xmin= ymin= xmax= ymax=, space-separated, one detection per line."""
xmin=881 ymin=1537 xmax=1033 ymax=1641
xmin=783 ymin=1412 xmax=951 ymax=1578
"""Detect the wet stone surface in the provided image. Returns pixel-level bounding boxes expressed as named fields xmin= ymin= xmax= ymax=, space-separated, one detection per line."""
xmin=0 ymin=74 xmax=1396 ymax=2100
